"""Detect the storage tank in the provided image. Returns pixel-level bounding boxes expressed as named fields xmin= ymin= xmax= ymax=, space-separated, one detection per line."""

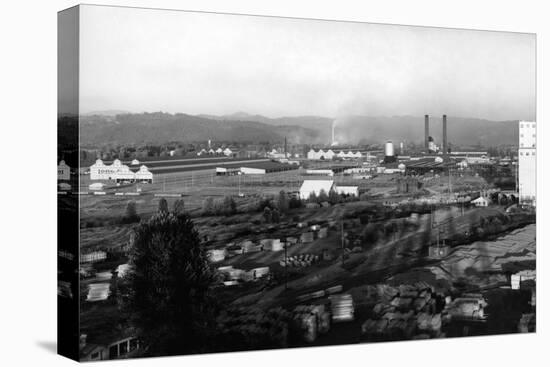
xmin=384 ymin=141 xmax=394 ymax=157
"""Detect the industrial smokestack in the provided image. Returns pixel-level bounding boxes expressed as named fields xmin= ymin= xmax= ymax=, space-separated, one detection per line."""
xmin=424 ymin=115 xmax=429 ymax=150
xmin=332 ymin=121 xmax=335 ymax=145
xmin=442 ymin=114 xmax=447 ymax=154
xmin=284 ymin=136 xmax=288 ymax=158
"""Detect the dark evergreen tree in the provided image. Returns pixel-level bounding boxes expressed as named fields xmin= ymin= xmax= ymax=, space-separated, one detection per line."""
xmin=271 ymin=208 xmax=281 ymax=223
xmin=318 ymin=189 xmax=329 ymax=203
xmin=222 ymin=196 xmax=237 ymax=215
xmin=173 ymin=199 xmax=185 ymax=215
xmin=122 ymin=200 xmax=140 ymax=224
xmin=263 ymin=207 xmax=272 ymax=223
xmin=277 ymin=190 xmax=289 ymax=213
xmin=120 ymin=212 xmax=217 ymax=356
xmin=158 ymin=198 xmax=169 ymax=213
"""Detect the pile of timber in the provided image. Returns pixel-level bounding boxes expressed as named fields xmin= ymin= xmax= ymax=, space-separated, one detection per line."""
xmin=361 ymin=282 xmax=444 ymax=340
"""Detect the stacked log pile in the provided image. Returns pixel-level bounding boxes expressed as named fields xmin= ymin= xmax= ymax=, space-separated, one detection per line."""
xmin=216 ymin=307 xmax=291 ymax=349
xmin=361 ymin=282 xmax=444 ymax=341
xmin=280 ymin=253 xmax=320 ymax=268
xmin=290 ymin=304 xmax=331 ymax=343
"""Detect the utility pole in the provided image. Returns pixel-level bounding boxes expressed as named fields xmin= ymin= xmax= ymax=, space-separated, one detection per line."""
xmin=341 ymin=217 xmax=345 ymax=266
xmin=448 ymin=168 xmax=452 ymax=197
xmin=238 ymin=172 xmax=242 ymax=196
xmin=284 ymin=241 xmax=288 ymax=290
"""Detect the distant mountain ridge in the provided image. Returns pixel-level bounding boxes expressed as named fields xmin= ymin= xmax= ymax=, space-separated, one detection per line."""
xmin=80 ymin=112 xmax=325 ymax=146
xmin=80 ymin=111 xmax=518 ymax=147
xmin=82 ymin=109 xmax=133 ymax=117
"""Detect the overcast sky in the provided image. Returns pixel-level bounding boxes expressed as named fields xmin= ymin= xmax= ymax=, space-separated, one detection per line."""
xmin=80 ymin=5 xmax=536 ymax=121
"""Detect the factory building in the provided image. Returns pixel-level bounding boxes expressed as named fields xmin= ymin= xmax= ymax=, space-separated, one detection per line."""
xmin=58 ymin=160 xmax=70 ymax=181
xmin=239 ymin=166 xmax=266 ymax=175
xmin=336 ymin=150 xmax=363 ymax=159
xmin=396 ymin=176 xmax=423 ymax=194
xmin=299 ymin=180 xmax=360 ymax=199
xmin=299 ymin=180 xmax=335 ymax=200
xmin=428 ymin=136 xmax=438 ymax=153
xmin=216 ymin=161 xmax=298 ymax=176
xmin=404 ymin=157 xmax=452 ymax=175
xmin=518 ymin=121 xmax=536 ymax=206
xmin=215 ymin=167 xmax=240 ymax=176
xmin=89 ymin=159 xmax=153 ymax=183
xmin=305 ymin=169 xmax=334 ymax=176
xmin=335 ymin=186 xmax=359 ymax=196
xmin=307 ymin=148 xmax=365 ymax=160
xmin=307 ymin=149 xmax=336 ymax=160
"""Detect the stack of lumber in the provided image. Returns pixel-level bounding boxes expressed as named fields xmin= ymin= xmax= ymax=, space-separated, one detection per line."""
xmin=291 ymin=304 xmax=331 ymax=342
xmin=443 ymin=295 xmax=487 ymax=321
xmin=280 ymin=253 xmax=320 ymax=268
xmin=300 ymin=232 xmax=314 ymax=243
xmin=361 ymin=282 xmax=443 ymax=340
xmin=86 ymin=283 xmax=110 ymax=302
xmin=329 ymin=293 xmax=355 ymax=322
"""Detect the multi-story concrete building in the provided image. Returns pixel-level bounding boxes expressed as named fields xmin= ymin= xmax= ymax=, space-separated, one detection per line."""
xmin=518 ymin=121 xmax=536 ymax=206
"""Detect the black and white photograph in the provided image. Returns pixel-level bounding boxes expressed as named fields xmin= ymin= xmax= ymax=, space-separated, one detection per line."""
xmin=54 ymin=4 xmax=540 ymax=362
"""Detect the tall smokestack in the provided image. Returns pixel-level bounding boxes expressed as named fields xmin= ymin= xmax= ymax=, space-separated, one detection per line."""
xmin=424 ymin=115 xmax=429 ymax=150
xmin=284 ymin=136 xmax=287 ymax=158
xmin=332 ymin=121 xmax=335 ymax=145
xmin=442 ymin=114 xmax=447 ymax=154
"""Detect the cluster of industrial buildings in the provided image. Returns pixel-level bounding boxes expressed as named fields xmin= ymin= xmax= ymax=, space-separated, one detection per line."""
xmin=59 ymin=115 xmax=535 ymax=206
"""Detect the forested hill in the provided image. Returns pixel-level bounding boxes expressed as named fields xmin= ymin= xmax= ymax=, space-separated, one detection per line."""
xmin=80 ymin=112 xmax=323 ymax=145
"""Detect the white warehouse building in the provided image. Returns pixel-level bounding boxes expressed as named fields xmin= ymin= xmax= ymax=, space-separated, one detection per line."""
xmin=307 ymin=149 xmax=363 ymax=160
xmin=307 ymin=149 xmax=335 ymax=160
xmin=299 ymin=180 xmax=335 ymax=200
xmin=89 ymin=159 xmax=153 ymax=183
xmin=518 ymin=121 xmax=536 ymax=206
xmin=299 ymin=180 xmax=360 ymax=199
xmin=336 ymin=186 xmax=359 ymax=196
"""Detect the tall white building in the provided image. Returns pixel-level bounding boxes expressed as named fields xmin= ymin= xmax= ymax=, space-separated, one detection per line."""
xmin=518 ymin=121 xmax=536 ymax=206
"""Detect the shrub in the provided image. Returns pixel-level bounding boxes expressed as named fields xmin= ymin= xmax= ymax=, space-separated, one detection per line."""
xmin=263 ymin=207 xmax=272 ymax=223
xmin=202 ymin=197 xmax=215 ymax=215
xmin=289 ymin=197 xmax=303 ymax=209
xmin=173 ymin=199 xmax=185 ymax=215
